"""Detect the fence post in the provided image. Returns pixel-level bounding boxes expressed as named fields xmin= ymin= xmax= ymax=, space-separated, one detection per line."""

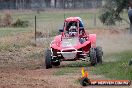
xmin=93 ymin=0 xmax=97 ymax=27
xmin=94 ymin=13 xmax=96 ymax=26
xmin=35 ymin=15 xmax=37 ymax=46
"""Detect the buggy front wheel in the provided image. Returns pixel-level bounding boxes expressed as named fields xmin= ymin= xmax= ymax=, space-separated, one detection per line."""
xmin=90 ymin=48 xmax=97 ymax=66
xmin=45 ymin=49 xmax=52 ymax=69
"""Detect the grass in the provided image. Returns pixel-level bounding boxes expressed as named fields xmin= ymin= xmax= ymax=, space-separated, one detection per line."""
xmin=0 ymin=11 xmax=96 ymax=37
xmin=0 ymin=10 xmax=129 ymax=37
xmin=0 ymin=43 xmax=26 ymax=51
xmin=54 ymin=61 xmax=90 ymax=76
xmin=0 ymin=27 xmax=31 ymax=37
xmin=25 ymin=52 xmax=43 ymax=59
xmin=92 ymin=51 xmax=132 ymax=80
xmin=62 ymin=61 xmax=90 ymax=67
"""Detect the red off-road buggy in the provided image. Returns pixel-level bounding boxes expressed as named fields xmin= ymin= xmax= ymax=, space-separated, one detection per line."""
xmin=45 ymin=17 xmax=103 ymax=69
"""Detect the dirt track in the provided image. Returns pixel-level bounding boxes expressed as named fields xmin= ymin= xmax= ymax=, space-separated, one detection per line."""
xmin=0 ymin=60 xmax=82 ymax=88
xmin=0 ymin=66 xmax=131 ymax=88
xmin=0 ymin=29 xmax=132 ymax=88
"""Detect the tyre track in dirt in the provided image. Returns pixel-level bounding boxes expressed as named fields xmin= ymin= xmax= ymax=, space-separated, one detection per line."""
xmin=0 ymin=65 xmax=80 ymax=88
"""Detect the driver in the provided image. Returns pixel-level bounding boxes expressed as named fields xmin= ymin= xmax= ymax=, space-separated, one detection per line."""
xmin=69 ymin=26 xmax=77 ymax=37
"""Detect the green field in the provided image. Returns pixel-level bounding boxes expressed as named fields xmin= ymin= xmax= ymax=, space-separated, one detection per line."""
xmin=53 ymin=51 xmax=132 ymax=80
xmin=92 ymin=51 xmax=132 ymax=80
xmin=0 ymin=27 xmax=31 ymax=37
xmin=0 ymin=10 xmax=129 ymax=40
xmin=0 ymin=10 xmax=129 ymax=37
xmin=0 ymin=10 xmax=128 ymax=37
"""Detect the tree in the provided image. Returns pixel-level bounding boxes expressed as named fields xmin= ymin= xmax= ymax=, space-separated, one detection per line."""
xmin=99 ymin=0 xmax=128 ymax=25
xmin=99 ymin=0 xmax=132 ymax=33
xmin=128 ymin=0 xmax=132 ymax=33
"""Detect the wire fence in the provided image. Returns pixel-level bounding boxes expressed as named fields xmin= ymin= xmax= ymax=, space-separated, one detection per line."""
xmin=0 ymin=9 xmax=130 ymax=48
xmin=0 ymin=0 xmax=129 ymax=38
xmin=0 ymin=9 xmax=129 ymax=34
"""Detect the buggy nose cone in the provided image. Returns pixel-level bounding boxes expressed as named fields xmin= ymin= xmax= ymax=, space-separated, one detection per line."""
xmin=57 ymin=47 xmax=78 ymax=60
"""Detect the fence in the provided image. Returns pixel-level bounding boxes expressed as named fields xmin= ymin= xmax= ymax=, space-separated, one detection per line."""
xmin=0 ymin=9 xmax=129 ymax=28
xmin=0 ymin=8 xmax=129 ymax=48
xmin=0 ymin=0 xmax=129 ymax=41
xmin=0 ymin=9 xmax=128 ymax=33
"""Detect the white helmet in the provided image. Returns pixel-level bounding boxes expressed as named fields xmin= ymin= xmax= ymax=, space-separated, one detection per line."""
xmin=69 ymin=26 xmax=77 ymax=36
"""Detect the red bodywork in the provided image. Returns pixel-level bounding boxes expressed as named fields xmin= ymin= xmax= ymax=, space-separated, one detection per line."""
xmin=50 ymin=17 xmax=96 ymax=61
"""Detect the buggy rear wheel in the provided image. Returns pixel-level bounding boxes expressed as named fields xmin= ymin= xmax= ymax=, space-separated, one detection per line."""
xmin=90 ymin=48 xmax=97 ymax=66
xmin=45 ymin=49 xmax=52 ymax=69
xmin=96 ymin=46 xmax=103 ymax=64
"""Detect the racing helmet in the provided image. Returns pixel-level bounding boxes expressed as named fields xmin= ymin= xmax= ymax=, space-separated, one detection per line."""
xmin=69 ymin=26 xmax=77 ymax=36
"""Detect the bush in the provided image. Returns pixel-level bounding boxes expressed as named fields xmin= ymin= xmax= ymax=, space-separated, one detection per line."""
xmin=0 ymin=13 xmax=12 ymax=27
xmin=3 ymin=13 xmax=12 ymax=25
xmin=12 ymin=18 xmax=29 ymax=27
